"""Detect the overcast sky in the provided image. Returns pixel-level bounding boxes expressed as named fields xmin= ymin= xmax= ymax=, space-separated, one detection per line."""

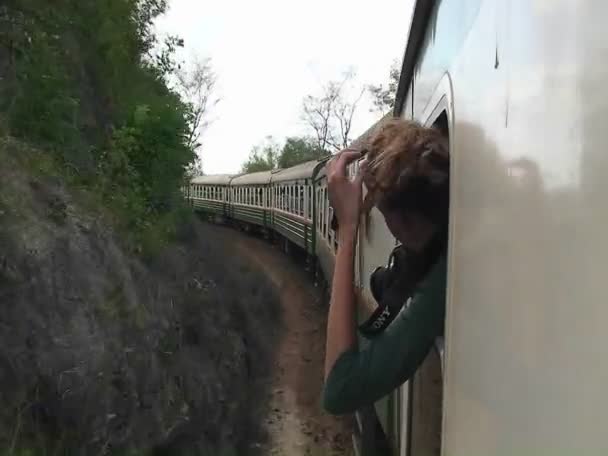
xmin=155 ymin=0 xmax=414 ymax=174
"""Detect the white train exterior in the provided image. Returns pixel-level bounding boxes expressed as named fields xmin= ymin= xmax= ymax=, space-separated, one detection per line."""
xmin=186 ymin=0 xmax=608 ymax=454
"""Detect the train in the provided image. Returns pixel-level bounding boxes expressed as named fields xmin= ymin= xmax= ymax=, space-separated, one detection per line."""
xmin=186 ymin=0 xmax=608 ymax=455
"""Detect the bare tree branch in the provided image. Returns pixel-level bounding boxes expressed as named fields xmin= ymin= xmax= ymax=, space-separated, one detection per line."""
xmin=175 ymin=57 xmax=219 ymax=152
xmin=302 ymin=70 xmax=364 ymax=152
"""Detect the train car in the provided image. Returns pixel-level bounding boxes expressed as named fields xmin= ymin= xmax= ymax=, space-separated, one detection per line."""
xmin=270 ymin=159 xmax=326 ymax=255
xmin=312 ymin=164 xmax=337 ymax=286
xmin=189 ymin=174 xmax=234 ymax=219
xmin=382 ymin=1 xmax=608 ymax=456
xmin=229 ymin=170 xmax=276 ymax=228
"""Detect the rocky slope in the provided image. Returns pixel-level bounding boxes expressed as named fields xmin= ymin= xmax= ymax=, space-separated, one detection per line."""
xmin=0 ymin=139 xmax=280 ymax=455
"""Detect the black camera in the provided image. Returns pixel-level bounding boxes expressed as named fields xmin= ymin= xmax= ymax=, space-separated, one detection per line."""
xmin=358 ymin=231 xmax=446 ymax=338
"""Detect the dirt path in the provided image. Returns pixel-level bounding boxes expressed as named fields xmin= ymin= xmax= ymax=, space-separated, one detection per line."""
xmin=226 ymin=227 xmax=354 ymax=456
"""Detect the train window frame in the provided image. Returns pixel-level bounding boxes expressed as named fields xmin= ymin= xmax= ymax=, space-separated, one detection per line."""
xmin=404 ymin=108 xmax=450 ymax=456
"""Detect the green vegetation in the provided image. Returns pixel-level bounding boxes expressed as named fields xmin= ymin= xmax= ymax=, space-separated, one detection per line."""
xmin=368 ymin=59 xmax=401 ymax=113
xmin=241 ymin=135 xmax=329 ymax=173
xmin=0 ymin=0 xmax=201 ymax=253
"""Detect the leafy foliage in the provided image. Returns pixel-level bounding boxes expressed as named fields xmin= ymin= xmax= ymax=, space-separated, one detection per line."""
xmin=368 ymin=59 xmax=401 ymax=113
xmin=0 ymin=0 xmax=208 ymax=252
xmin=241 ymin=137 xmax=280 ymax=173
xmin=278 ymin=137 xmax=329 ymax=168
xmin=241 ymin=136 xmax=330 ymax=173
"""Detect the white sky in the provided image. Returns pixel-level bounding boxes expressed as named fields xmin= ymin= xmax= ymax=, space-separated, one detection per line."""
xmin=155 ymin=0 xmax=414 ymax=174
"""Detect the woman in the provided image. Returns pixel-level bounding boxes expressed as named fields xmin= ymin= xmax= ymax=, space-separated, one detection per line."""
xmin=322 ymin=119 xmax=449 ymax=415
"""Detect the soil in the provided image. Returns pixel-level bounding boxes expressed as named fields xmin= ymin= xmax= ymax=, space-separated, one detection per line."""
xmin=221 ymin=224 xmax=354 ymax=456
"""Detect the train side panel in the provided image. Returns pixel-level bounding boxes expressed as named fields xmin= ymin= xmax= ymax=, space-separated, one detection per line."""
xmin=407 ymin=0 xmax=608 ymax=454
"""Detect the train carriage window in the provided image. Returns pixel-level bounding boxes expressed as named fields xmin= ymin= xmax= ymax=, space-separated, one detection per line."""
xmin=308 ymin=186 xmax=313 ymax=221
xmin=294 ymin=185 xmax=299 ymax=215
xmin=317 ymin=188 xmax=321 ymax=230
xmin=298 ymin=185 xmax=304 ymax=216
xmin=323 ymin=187 xmax=329 ymax=238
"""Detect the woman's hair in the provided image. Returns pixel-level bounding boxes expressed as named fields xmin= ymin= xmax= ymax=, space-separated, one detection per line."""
xmin=361 ymin=118 xmax=450 ymax=225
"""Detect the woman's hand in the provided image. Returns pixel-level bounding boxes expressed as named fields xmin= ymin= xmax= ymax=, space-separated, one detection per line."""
xmin=327 ymin=150 xmax=363 ymax=237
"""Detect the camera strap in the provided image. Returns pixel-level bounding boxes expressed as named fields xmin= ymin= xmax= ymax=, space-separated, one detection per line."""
xmin=358 ymin=231 xmax=446 ymax=338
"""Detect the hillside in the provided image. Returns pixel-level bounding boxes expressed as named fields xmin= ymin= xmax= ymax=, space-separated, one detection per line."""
xmin=0 ymin=140 xmax=282 ymax=455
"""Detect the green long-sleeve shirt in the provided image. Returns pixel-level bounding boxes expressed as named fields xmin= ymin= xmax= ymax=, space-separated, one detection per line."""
xmin=322 ymin=254 xmax=447 ymax=415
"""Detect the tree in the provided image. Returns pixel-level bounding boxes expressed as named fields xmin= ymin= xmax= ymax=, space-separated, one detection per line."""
xmin=302 ymin=81 xmax=340 ymax=151
xmin=241 ymin=136 xmax=280 ymax=173
xmin=333 ymin=80 xmax=365 ymax=150
xmin=175 ymin=57 xmax=219 ymax=151
xmin=185 ymin=154 xmax=204 ymax=179
xmin=278 ymin=136 xmax=329 ymax=168
xmin=302 ymin=70 xmax=364 ymax=151
xmin=368 ymin=60 xmax=401 ymax=113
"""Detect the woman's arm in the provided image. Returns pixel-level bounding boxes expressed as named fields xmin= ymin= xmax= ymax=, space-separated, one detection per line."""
xmin=324 ymin=226 xmax=358 ymax=379
xmin=323 ymin=255 xmax=447 ymax=415
xmin=323 ymin=150 xmax=363 ymax=379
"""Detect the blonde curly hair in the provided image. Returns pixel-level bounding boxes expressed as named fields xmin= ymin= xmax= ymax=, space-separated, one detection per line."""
xmin=361 ymin=118 xmax=449 ymax=223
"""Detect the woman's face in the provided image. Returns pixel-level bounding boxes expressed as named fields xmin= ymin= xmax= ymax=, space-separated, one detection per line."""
xmin=380 ymin=206 xmax=436 ymax=252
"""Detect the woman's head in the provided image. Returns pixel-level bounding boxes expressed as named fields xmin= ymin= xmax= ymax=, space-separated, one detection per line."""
xmin=360 ymin=118 xmax=449 ymax=249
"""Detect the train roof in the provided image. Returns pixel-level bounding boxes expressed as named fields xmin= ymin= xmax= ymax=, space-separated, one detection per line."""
xmin=191 ymin=174 xmax=234 ymax=185
xmin=230 ymin=170 xmax=277 ymax=185
xmin=271 ymin=159 xmax=328 ymax=183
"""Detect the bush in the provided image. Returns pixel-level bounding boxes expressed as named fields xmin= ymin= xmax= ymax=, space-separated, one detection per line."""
xmin=0 ymin=0 xmax=197 ymax=254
